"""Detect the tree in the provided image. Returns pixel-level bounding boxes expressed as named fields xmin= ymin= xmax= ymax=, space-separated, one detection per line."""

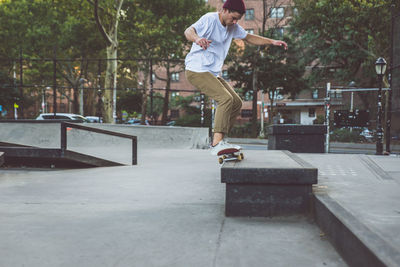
xmin=228 ymin=34 xmax=307 ymax=125
xmin=0 ymin=71 xmax=19 ymax=118
xmin=290 ymin=0 xmax=392 ymax=109
xmin=89 ymin=0 xmax=124 ymax=123
xmin=0 ymin=0 xmax=103 ymax=117
xmin=227 ymin=0 xmax=306 ymax=136
xmin=227 ymin=0 xmax=299 ymax=137
xmin=120 ymin=0 xmax=211 ymax=125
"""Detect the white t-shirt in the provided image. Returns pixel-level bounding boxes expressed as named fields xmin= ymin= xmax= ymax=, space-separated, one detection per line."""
xmin=185 ymin=12 xmax=248 ymax=76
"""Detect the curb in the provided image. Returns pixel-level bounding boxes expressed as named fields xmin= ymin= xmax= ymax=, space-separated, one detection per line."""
xmin=313 ymin=193 xmax=400 ymax=267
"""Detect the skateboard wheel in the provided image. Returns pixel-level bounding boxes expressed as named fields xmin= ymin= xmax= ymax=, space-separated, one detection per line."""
xmin=222 ymin=155 xmax=227 ymax=159
xmin=240 ymin=153 xmax=244 ymax=159
xmin=218 ymin=157 xmax=224 ymax=164
xmin=237 ymin=154 xmax=243 ymax=161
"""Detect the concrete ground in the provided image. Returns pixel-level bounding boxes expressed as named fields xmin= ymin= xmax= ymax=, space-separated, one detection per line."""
xmin=0 ymin=148 xmax=346 ymax=267
xmin=300 ymin=152 xmax=400 ymax=266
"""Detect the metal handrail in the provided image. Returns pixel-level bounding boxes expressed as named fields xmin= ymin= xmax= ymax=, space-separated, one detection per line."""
xmin=61 ymin=122 xmax=137 ymax=165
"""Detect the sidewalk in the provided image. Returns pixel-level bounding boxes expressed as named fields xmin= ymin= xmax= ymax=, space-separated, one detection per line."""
xmin=299 ymin=153 xmax=400 ymax=266
xmin=1 ymin=147 xmax=400 ymax=266
xmin=0 ymin=149 xmax=344 ymax=267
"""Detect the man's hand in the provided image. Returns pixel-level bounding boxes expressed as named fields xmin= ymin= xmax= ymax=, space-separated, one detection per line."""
xmin=195 ymin=37 xmax=212 ymax=50
xmin=273 ymin=40 xmax=288 ymax=50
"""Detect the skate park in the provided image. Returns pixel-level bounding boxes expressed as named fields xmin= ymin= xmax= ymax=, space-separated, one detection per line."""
xmin=1 ymin=122 xmax=400 ymax=267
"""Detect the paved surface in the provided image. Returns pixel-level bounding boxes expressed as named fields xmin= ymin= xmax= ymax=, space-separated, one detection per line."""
xmin=1 ymin=135 xmax=400 ymax=266
xmin=299 ymin=153 xmax=400 ymax=260
xmin=0 ymin=149 xmax=345 ymax=267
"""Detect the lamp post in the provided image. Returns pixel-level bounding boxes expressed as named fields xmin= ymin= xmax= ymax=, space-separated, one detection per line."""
xmin=375 ymin=57 xmax=387 ymax=155
xmin=79 ymin=78 xmax=86 ymax=116
xmin=348 ymin=81 xmax=356 ymax=133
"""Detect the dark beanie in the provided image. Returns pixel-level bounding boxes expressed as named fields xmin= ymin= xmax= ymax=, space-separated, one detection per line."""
xmin=223 ymin=0 xmax=246 ymax=14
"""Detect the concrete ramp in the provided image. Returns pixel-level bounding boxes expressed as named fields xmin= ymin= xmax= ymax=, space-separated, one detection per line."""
xmin=0 ymin=122 xmax=210 ymax=149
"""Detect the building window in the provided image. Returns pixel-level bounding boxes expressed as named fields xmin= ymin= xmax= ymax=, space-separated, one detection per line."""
xmin=309 ymin=108 xmax=315 ymax=117
xmin=245 ymin=9 xmax=254 ymax=20
xmin=312 ymin=89 xmax=318 ymax=99
xmin=244 ymin=91 xmax=253 ymax=101
xmin=241 ymin=109 xmax=253 ymax=118
xmin=246 ymin=29 xmax=254 ymax=34
xmin=171 ymin=72 xmax=180 ymax=82
xmin=332 ymin=90 xmax=343 ymax=99
xmin=271 ymin=7 xmax=284 ymax=18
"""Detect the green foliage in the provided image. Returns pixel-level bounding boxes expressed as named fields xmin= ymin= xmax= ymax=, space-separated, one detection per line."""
xmin=227 ymin=33 xmax=308 ymax=99
xmin=0 ymin=0 xmax=104 ymax=115
xmin=290 ymin=0 xmax=392 ymax=88
xmin=330 ymin=127 xmax=367 ymax=143
xmin=314 ymin=115 xmax=325 ymax=125
xmin=0 ymin=71 xmax=18 ymax=114
xmin=172 ymin=94 xmax=212 ymax=127
xmin=121 ymin=0 xmax=211 ymax=60
xmin=117 ymin=90 xmax=142 ymax=114
xmin=229 ymin=121 xmax=270 ymax=138
xmin=146 ymin=92 xmax=164 ymax=120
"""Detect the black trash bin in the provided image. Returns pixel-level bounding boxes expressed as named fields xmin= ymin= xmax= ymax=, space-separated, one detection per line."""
xmin=268 ymin=124 xmax=327 ymax=153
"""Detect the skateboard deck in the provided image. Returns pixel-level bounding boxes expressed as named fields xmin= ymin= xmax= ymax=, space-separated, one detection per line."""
xmin=217 ymin=148 xmax=244 ymax=164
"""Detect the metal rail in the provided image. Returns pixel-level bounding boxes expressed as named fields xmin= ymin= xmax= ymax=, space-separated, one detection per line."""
xmin=60 ymin=122 xmax=137 ymax=165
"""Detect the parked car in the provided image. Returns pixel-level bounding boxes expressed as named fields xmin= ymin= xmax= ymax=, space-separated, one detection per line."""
xmin=125 ymin=118 xmax=149 ymax=125
xmin=166 ymin=120 xmax=176 ymax=126
xmin=85 ymin=116 xmax=103 ymax=123
xmin=360 ymin=128 xmax=374 ymax=142
xmin=36 ymin=113 xmax=89 ymax=123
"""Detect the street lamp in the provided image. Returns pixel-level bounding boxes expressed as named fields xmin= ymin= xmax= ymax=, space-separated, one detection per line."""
xmin=375 ymin=57 xmax=387 ymax=155
xmin=348 ymin=81 xmax=356 ymax=133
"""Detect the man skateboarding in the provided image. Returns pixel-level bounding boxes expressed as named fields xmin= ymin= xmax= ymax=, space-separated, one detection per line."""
xmin=184 ymin=0 xmax=287 ymax=155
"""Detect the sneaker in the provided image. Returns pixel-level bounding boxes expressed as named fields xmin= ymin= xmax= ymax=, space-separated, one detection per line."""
xmin=210 ymin=140 xmax=240 ymax=155
xmin=224 ymin=139 xmax=241 ymax=150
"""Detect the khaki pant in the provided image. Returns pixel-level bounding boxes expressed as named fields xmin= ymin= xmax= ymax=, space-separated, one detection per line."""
xmin=186 ymin=70 xmax=242 ymax=134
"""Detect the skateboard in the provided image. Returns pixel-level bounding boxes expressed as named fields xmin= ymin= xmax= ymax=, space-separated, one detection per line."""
xmin=217 ymin=148 xmax=244 ymax=164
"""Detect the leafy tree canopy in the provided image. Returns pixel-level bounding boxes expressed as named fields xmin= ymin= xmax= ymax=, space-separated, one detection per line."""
xmin=290 ymin=0 xmax=392 ymax=87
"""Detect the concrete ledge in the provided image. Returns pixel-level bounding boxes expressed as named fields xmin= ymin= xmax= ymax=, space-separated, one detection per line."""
xmin=314 ymin=193 xmax=400 ymax=267
xmin=221 ymin=150 xmax=318 ymax=217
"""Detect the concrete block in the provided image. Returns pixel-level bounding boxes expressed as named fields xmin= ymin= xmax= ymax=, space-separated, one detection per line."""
xmin=0 ymin=152 xmax=4 ymax=167
xmin=221 ymin=151 xmax=318 ymax=217
xmin=268 ymin=124 xmax=327 ymax=153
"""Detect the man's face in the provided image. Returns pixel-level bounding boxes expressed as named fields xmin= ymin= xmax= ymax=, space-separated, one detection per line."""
xmin=222 ymin=9 xmax=243 ymax=26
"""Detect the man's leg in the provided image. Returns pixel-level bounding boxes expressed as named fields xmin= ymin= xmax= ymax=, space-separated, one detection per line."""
xmin=185 ymin=70 xmax=233 ymax=145
xmin=217 ymin=77 xmax=243 ymax=133
xmin=212 ymin=132 xmax=224 ymax=146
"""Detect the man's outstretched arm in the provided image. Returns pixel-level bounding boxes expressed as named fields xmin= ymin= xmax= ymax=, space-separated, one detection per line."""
xmin=184 ymin=26 xmax=212 ymax=50
xmin=244 ymin=33 xmax=288 ymax=50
